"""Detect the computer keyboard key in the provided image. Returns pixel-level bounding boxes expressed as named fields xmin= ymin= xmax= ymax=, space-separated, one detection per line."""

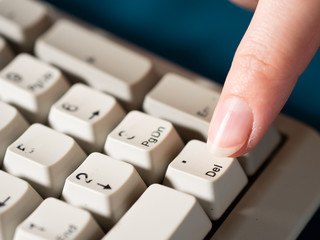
xmin=35 ymin=19 xmax=156 ymax=109
xmin=237 ymin=124 xmax=282 ymax=176
xmin=3 ymin=123 xmax=87 ymax=198
xmin=105 ymin=110 xmax=184 ymax=185
xmin=0 ymin=0 xmax=51 ymax=51
xmin=103 ymin=184 xmax=211 ymax=240
xmin=143 ymin=72 xmax=220 ymax=141
xmin=0 ymin=53 xmax=70 ymax=123
xmin=0 ymin=37 xmax=14 ymax=70
xmin=0 ymin=170 xmax=42 ymax=240
xmin=163 ymin=140 xmax=248 ymax=220
xmin=13 ymin=197 xmax=104 ymax=240
xmin=213 ymin=115 xmax=320 ymax=239
xmin=61 ymin=152 xmax=147 ymax=231
xmin=0 ymin=101 xmax=29 ymax=166
xmin=49 ymin=83 xmax=126 ymax=153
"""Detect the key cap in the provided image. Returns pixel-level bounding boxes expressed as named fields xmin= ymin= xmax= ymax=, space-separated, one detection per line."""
xmin=0 ymin=101 xmax=29 ymax=166
xmin=0 ymin=170 xmax=42 ymax=240
xmin=3 ymin=123 xmax=87 ymax=198
xmin=103 ymin=184 xmax=211 ymax=240
xmin=62 ymin=152 xmax=147 ymax=231
xmin=0 ymin=53 xmax=69 ymax=123
xmin=213 ymin=115 xmax=320 ymax=239
xmin=0 ymin=0 xmax=51 ymax=51
xmin=35 ymin=19 xmax=156 ymax=109
xmin=0 ymin=37 xmax=14 ymax=70
xmin=49 ymin=83 xmax=126 ymax=153
xmin=13 ymin=197 xmax=104 ymax=240
xmin=105 ymin=111 xmax=184 ymax=185
xmin=163 ymin=140 xmax=248 ymax=220
xmin=237 ymin=124 xmax=282 ymax=176
xmin=143 ymin=73 xmax=220 ymax=141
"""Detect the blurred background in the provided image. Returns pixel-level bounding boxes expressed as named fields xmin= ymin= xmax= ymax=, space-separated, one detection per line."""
xmin=43 ymin=0 xmax=320 ymax=132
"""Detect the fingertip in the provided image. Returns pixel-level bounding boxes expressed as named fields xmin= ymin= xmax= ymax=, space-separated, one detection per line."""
xmin=229 ymin=0 xmax=258 ymax=11
xmin=207 ymin=96 xmax=253 ymax=157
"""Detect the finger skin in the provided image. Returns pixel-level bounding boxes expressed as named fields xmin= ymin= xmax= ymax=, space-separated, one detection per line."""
xmin=229 ymin=0 xmax=259 ymax=10
xmin=208 ymin=0 xmax=320 ymax=157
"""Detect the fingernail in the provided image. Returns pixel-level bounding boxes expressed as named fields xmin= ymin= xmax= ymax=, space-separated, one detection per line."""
xmin=207 ymin=97 xmax=253 ymax=157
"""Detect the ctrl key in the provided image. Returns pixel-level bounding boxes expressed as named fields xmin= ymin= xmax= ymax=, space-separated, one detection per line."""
xmin=13 ymin=198 xmax=104 ymax=240
xmin=103 ymin=184 xmax=212 ymax=240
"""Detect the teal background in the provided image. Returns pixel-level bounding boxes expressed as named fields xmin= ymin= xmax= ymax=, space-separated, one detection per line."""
xmin=43 ymin=0 xmax=320 ymax=132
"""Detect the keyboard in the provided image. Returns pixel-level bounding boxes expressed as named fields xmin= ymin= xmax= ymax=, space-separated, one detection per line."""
xmin=0 ymin=0 xmax=320 ymax=239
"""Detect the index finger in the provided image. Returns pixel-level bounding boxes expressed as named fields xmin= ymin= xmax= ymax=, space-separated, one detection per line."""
xmin=207 ymin=0 xmax=320 ymax=157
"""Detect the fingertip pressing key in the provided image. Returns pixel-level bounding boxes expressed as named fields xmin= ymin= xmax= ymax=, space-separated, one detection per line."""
xmin=207 ymin=97 xmax=253 ymax=157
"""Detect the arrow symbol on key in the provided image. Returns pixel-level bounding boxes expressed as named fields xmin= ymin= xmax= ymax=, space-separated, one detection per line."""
xmin=89 ymin=110 xmax=100 ymax=120
xmin=0 ymin=196 xmax=11 ymax=207
xmin=97 ymin=183 xmax=112 ymax=190
xmin=29 ymin=223 xmax=45 ymax=231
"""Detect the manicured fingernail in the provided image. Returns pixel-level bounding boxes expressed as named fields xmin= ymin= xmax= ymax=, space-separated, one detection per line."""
xmin=207 ymin=97 xmax=253 ymax=157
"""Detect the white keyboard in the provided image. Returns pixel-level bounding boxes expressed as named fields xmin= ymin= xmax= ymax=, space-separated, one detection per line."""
xmin=0 ymin=0 xmax=320 ymax=239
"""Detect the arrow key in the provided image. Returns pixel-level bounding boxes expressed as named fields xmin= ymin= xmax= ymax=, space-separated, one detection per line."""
xmin=0 ymin=170 xmax=42 ymax=240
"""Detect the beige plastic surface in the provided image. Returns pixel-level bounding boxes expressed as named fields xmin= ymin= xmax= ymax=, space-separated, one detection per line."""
xmin=0 ymin=53 xmax=69 ymax=123
xmin=164 ymin=140 xmax=248 ymax=220
xmin=238 ymin=124 xmax=282 ymax=176
xmin=0 ymin=170 xmax=42 ymax=240
xmin=0 ymin=0 xmax=50 ymax=51
xmin=35 ymin=19 xmax=156 ymax=109
xmin=14 ymin=198 xmax=104 ymax=240
xmin=3 ymin=124 xmax=87 ymax=198
xmin=0 ymin=37 xmax=14 ymax=70
xmin=143 ymin=73 xmax=220 ymax=141
xmin=213 ymin=115 xmax=320 ymax=239
xmin=49 ymin=83 xmax=126 ymax=153
xmin=0 ymin=101 xmax=29 ymax=165
xmin=1 ymin=2 xmax=320 ymax=238
xmin=62 ymin=153 xmax=146 ymax=231
xmin=103 ymin=184 xmax=212 ymax=240
xmin=105 ymin=110 xmax=184 ymax=185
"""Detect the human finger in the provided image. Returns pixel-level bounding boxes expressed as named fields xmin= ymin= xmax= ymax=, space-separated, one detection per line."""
xmin=229 ymin=0 xmax=259 ymax=11
xmin=207 ymin=0 xmax=320 ymax=157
